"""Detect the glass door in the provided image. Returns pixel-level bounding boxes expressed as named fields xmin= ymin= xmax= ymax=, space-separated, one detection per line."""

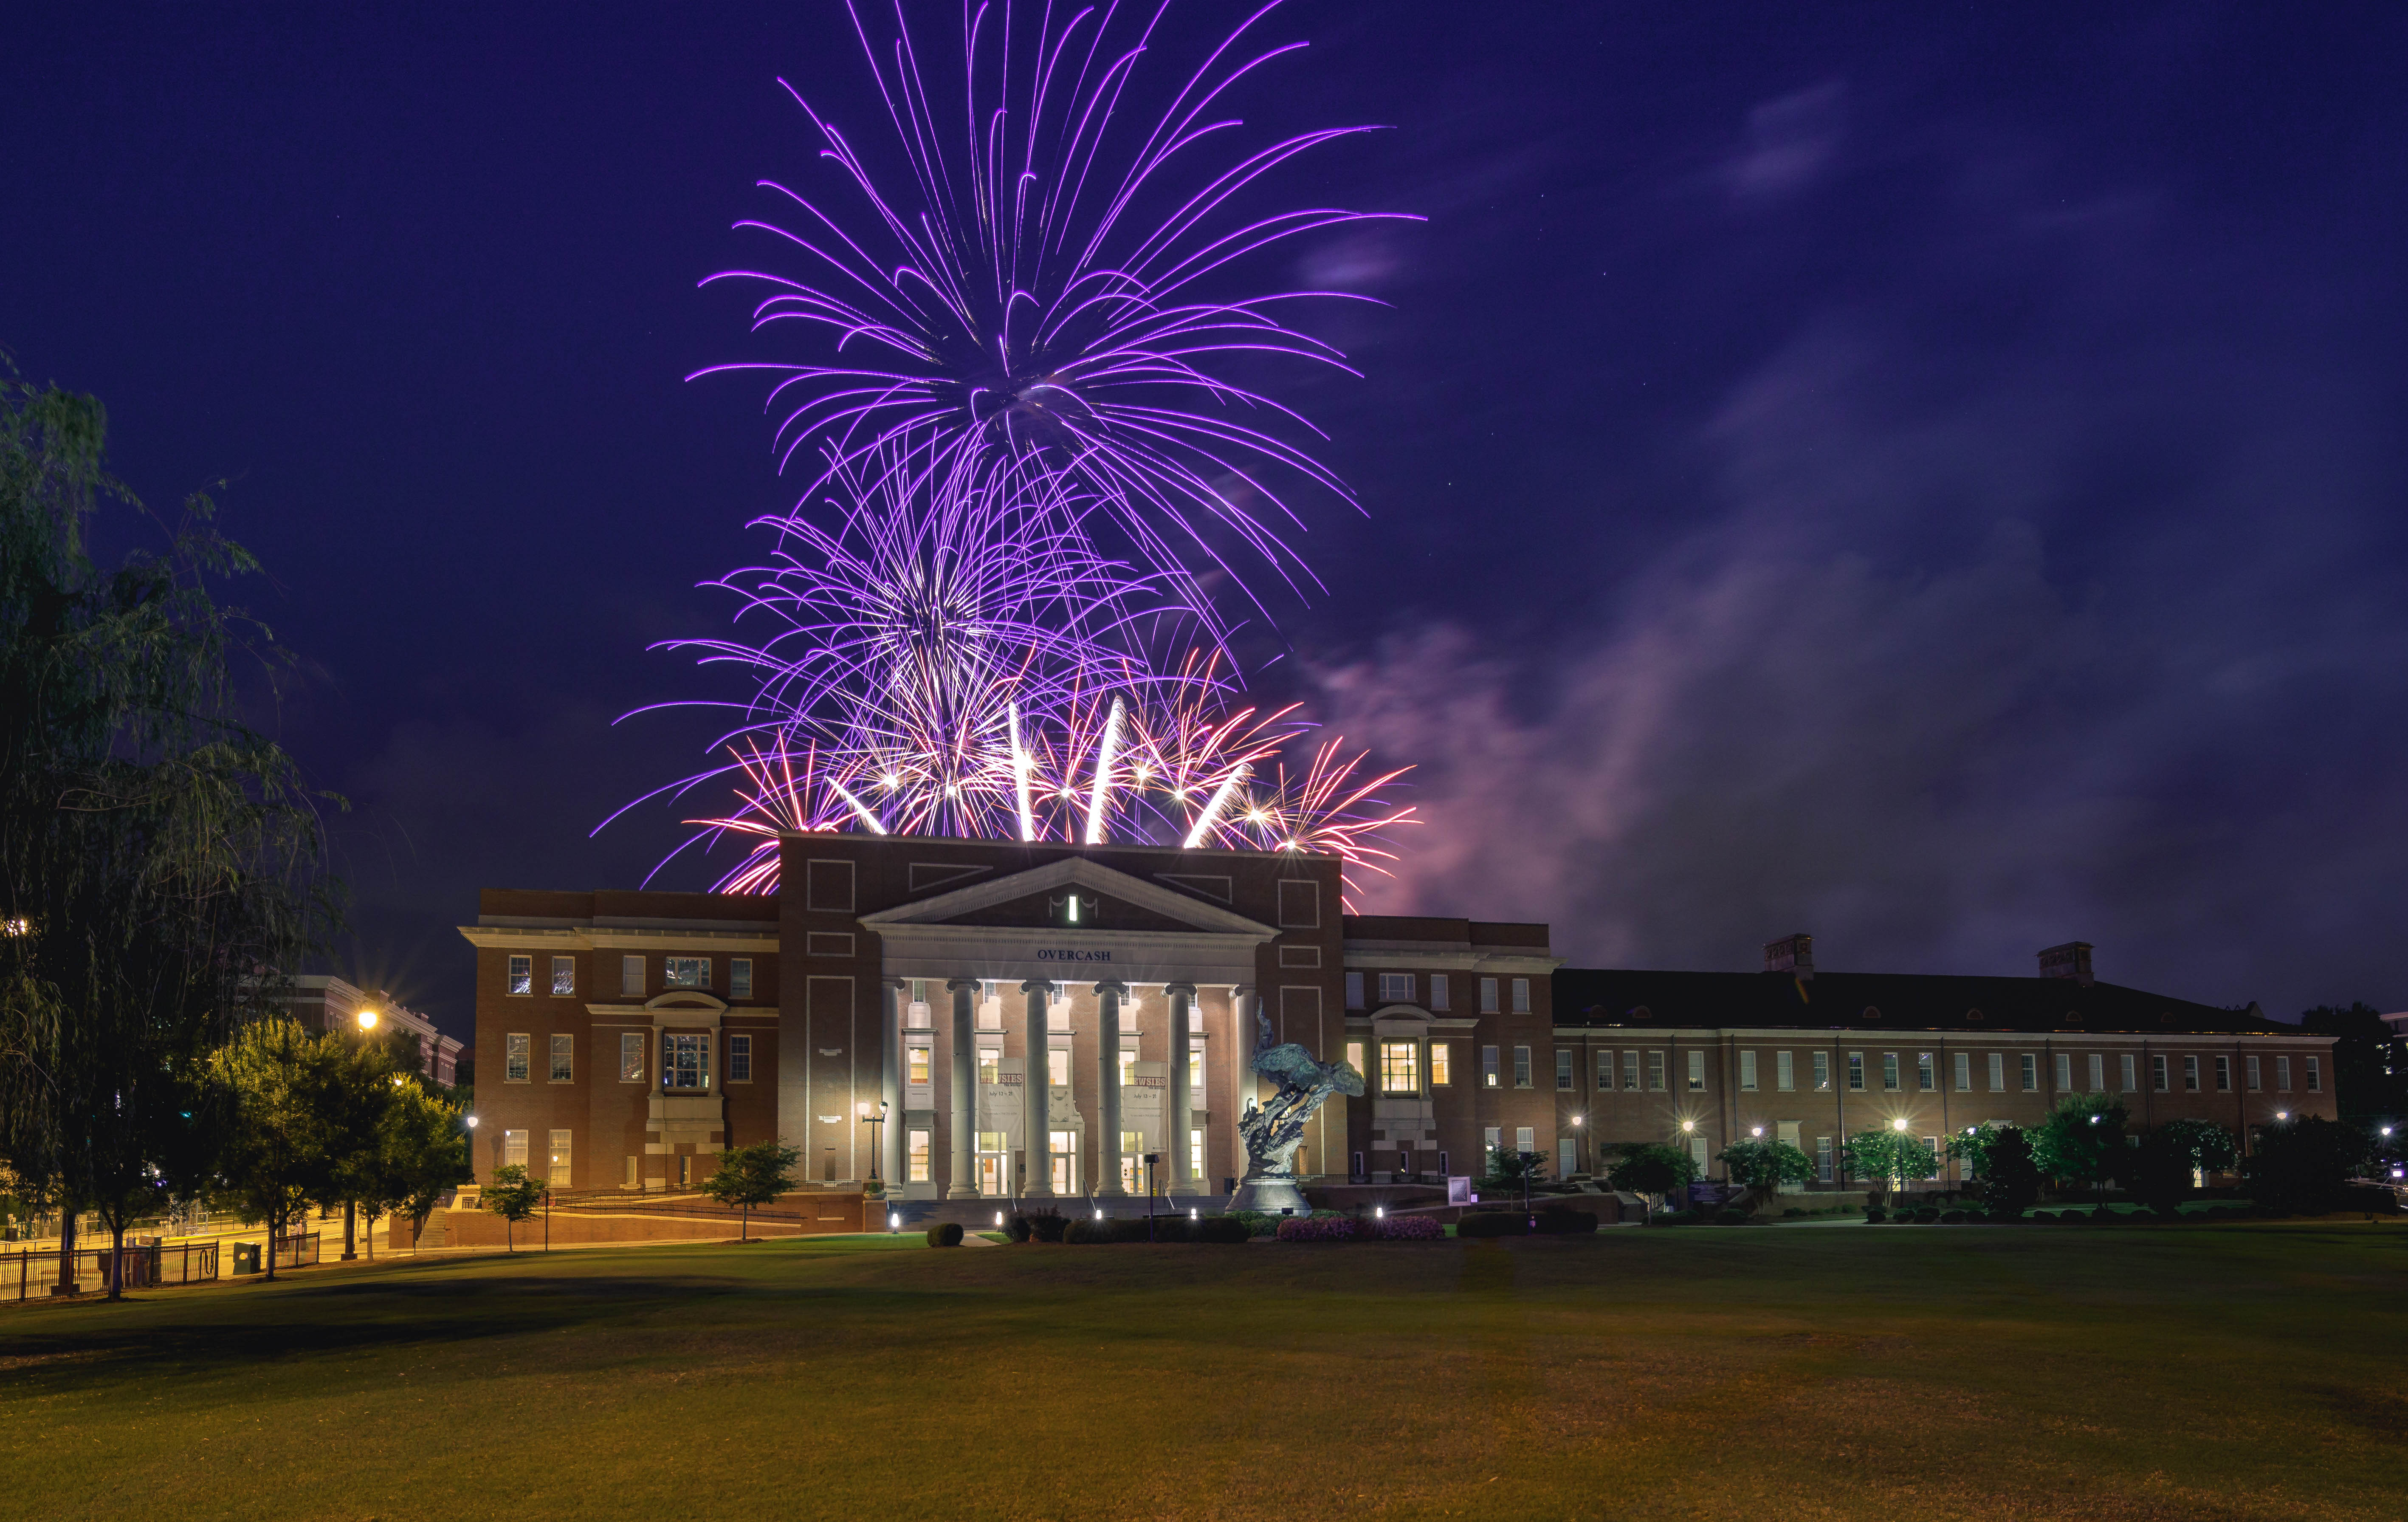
xmin=1049 ymin=1130 xmax=1077 ymax=1195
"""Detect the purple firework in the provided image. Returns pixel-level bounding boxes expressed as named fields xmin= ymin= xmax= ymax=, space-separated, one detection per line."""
xmin=694 ymin=0 xmax=1414 ymax=639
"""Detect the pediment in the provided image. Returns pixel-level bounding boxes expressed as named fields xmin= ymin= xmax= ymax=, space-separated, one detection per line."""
xmin=645 ymin=991 xmax=727 ymax=1011
xmin=860 ymin=856 xmax=1274 ymax=937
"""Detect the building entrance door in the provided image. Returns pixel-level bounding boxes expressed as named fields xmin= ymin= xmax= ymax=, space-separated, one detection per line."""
xmin=978 ymin=1155 xmax=1008 ymax=1197
xmin=1049 ymin=1130 xmax=1077 ymax=1195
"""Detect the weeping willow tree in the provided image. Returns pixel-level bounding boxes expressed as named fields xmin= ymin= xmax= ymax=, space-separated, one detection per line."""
xmin=0 ymin=370 xmax=340 ymax=1298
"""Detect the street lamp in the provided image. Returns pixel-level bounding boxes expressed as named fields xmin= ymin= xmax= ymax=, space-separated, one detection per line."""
xmin=342 ymin=1008 xmax=381 ymax=1261
xmin=355 ymin=1008 xmax=379 ymax=1032
xmin=858 ymin=1101 xmax=889 ymax=1183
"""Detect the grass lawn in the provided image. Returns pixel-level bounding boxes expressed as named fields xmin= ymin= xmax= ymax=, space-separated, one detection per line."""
xmin=4 ymin=1222 xmax=2404 ymax=1520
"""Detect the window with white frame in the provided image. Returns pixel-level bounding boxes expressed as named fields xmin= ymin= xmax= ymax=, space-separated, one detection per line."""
xmin=664 ymin=957 xmax=709 ymax=990
xmin=1815 ymin=1135 xmax=1833 ymax=1183
xmin=1377 ymin=972 xmax=1415 ymax=1004
xmin=1513 ymin=1045 xmax=1532 ymax=1088
xmin=728 ymin=1033 xmax=753 ymax=1083
xmin=1480 ymin=977 xmax=1499 ymax=1014
xmin=2055 ymin=1052 xmax=2072 ymax=1090
xmin=505 ymin=1033 xmax=530 ymax=1083
xmin=1119 ymin=1046 xmax=1138 ymax=1091
xmin=2152 ymin=1054 xmax=2170 ymax=1092
xmin=2246 ymin=1054 xmax=2261 ymax=1091
xmin=1482 ymin=1046 xmax=1500 ymax=1088
xmin=1515 ymin=1127 xmax=1535 ymax=1155
xmin=1047 ymin=1045 xmax=1070 ymax=1087
xmin=619 ymin=1031 xmax=645 ymax=1083
xmin=2020 ymin=1054 xmax=2039 ymax=1092
xmin=1881 ymin=1053 xmax=1900 ymax=1091
xmin=548 ymin=1129 xmax=572 ymax=1188
xmin=2276 ymin=1055 xmax=2292 ymax=1091
xmin=1429 ymin=974 xmax=1450 ymax=1011
xmin=551 ymin=956 xmax=575 ymax=996
xmin=548 ymin=1033 xmax=572 ymax=1083
xmin=1382 ymin=1041 xmax=1421 ymax=1094
xmin=1686 ymin=1049 xmax=1706 ymax=1092
xmin=1347 ymin=1040 xmax=1366 ymax=1078
xmin=1740 ymin=1050 xmax=1758 ymax=1092
xmin=2089 ymin=1053 xmax=2106 ymax=1090
xmin=1191 ymin=1128 xmax=1204 ymax=1180
xmin=2120 ymin=1053 xmax=2137 ymax=1093
xmin=977 ymin=1044 xmax=1000 ymax=1086
xmin=1511 ymin=978 xmax=1530 ymax=1014
xmin=1917 ymin=1052 xmax=1935 ymax=1091
xmin=1190 ymin=1038 xmax=1207 ymax=1106
xmin=1483 ymin=1126 xmax=1501 ymax=1156
xmin=908 ymin=1045 xmax=931 ymax=1085
xmin=1776 ymin=1050 xmax=1795 ymax=1092
xmin=1954 ymin=1052 xmax=1971 ymax=1091
xmin=2306 ymin=1056 xmax=2321 ymax=1093
xmin=1430 ymin=1042 xmax=1451 ymax=1086
xmin=508 ymin=955 xmax=533 ymax=996
xmin=502 ymin=1129 xmax=528 ymax=1167
xmin=1555 ymin=1048 xmax=1574 ymax=1091
xmin=1624 ymin=1051 xmax=1641 ymax=1091
xmin=1847 ymin=1053 xmax=1865 ymax=1092
xmin=908 ymin=1129 xmax=931 ymax=1183
xmin=2182 ymin=1054 xmax=2199 ymax=1092
xmin=1812 ymin=1051 xmax=1830 ymax=1092
xmin=662 ymin=1032 xmax=710 ymax=1090
xmin=1988 ymin=1052 xmax=2006 ymax=1091
xmin=730 ymin=958 xmax=753 ymax=1000
xmin=1344 ymin=971 xmax=1365 ymax=1009
xmin=621 ymin=955 xmax=644 ymax=997
xmin=1597 ymin=1048 xmax=1616 ymax=1090
xmin=2214 ymin=1055 xmax=2231 ymax=1093
xmin=1647 ymin=1051 xmax=1667 ymax=1092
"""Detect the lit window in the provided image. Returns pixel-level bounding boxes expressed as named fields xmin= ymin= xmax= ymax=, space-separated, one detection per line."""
xmin=1686 ymin=1050 xmax=1706 ymax=1092
xmin=508 ymin=956 xmax=532 ymax=996
xmin=1483 ymin=1126 xmax=1501 ymax=1156
xmin=549 ymin=1034 xmax=572 ymax=1083
xmin=728 ymin=1034 xmax=752 ymax=1083
xmin=1776 ymin=1050 xmax=1795 ymax=1092
xmin=1815 ymin=1136 xmax=1833 ymax=1183
xmin=1511 ymin=978 xmax=1530 ymax=1014
xmin=662 ymin=1033 xmax=710 ymax=1090
xmin=1119 ymin=1048 xmax=1137 ymax=1090
xmin=1917 ymin=1053 xmax=1935 ymax=1092
xmin=1740 ymin=1050 xmax=1758 ymax=1092
xmin=619 ymin=1032 xmax=645 ymax=1083
xmin=1191 ymin=1127 xmax=1204 ymax=1180
xmin=1344 ymin=971 xmax=1365 ymax=1009
xmin=1811 ymin=1051 xmax=1830 ymax=1092
xmin=505 ymin=1033 xmax=530 ymax=1083
xmin=908 ymin=1129 xmax=932 ymax=1183
xmin=1189 ymin=1038 xmax=1207 ymax=1106
xmin=1555 ymin=1048 xmax=1574 ymax=1091
xmin=977 ymin=1046 xmax=1000 ymax=1085
xmin=1513 ymin=1046 xmax=1532 ymax=1088
xmin=1348 ymin=1039 xmax=1367 ymax=1077
xmin=1847 ymin=1053 xmax=1865 ymax=1092
xmin=1047 ymin=1046 xmax=1070 ymax=1087
xmin=1431 ymin=1043 xmax=1452 ymax=1086
xmin=620 ymin=956 xmax=644 ymax=997
xmin=1378 ymin=972 xmax=1415 ymax=1004
xmin=908 ymin=1046 xmax=931 ymax=1085
xmin=2021 ymin=1054 xmax=2039 ymax=1092
xmin=502 ymin=1129 xmax=528 ymax=1168
xmin=1429 ymin=974 xmax=1450 ymax=1011
xmin=548 ymin=1129 xmax=572 ymax=1188
xmin=664 ymin=957 xmax=710 ymax=990
xmin=550 ymin=956 xmax=575 ymax=996
xmin=730 ymin=958 xmax=754 ymax=1000
xmin=1647 ymin=1051 xmax=1666 ymax=1092
xmin=1480 ymin=977 xmax=1499 ymax=1014
xmin=1881 ymin=1053 xmax=1900 ymax=1092
xmin=1482 ymin=1046 xmax=1500 ymax=1088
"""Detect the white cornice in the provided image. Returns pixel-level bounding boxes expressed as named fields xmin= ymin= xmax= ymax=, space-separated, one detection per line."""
xmin=457 ymin=926 xmax=780 ymax=953
xmin=858 ymin=855 xmax=1275 ymax=937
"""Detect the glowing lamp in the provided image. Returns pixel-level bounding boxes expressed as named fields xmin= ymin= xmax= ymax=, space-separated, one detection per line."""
xmin=1891 ymin=1118 xmax=1908 ymax=1132
xmin=1679 ymin=1119 xmax=1695 ymax=1134
xmin=355 ymin=1008 xmax=379 ymax=1031
xmin=1750 ymin=1126 xmax=1763 ymax=1138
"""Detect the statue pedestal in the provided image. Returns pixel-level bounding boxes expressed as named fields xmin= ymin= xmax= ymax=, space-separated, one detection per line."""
xmin=1228 ymin=1176 xmax=1309 ymax=1216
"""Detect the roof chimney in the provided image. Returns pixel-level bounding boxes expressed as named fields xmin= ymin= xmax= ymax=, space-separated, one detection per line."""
xmin=2039 ymin=941 xmax=2094 ymax=986
xmin=1763 ymin=933 xmax=1813 ymax=980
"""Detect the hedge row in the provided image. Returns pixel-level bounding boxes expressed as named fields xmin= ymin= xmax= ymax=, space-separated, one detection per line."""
xmin=1273 ymin=1214 xmax=1445 ymax=1242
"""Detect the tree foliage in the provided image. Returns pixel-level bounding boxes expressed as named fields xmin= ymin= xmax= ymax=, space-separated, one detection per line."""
xmin=481 ymin=1164 xmax=549 ymax=1251
xmin=1842 ymin=1129 xmax=1937 ymax=1202
xmin=207 ymin=1019 xmax=386 ymax=1278
xmin=1604 ymin=1143 xmax=1697 ymax=1202
xmin=2242 ymin=1115 xmax=2371 ymax=1214
xmin=1715 ymin=1138 xmax=1815 ymax=1201
xmin=2030 ymin=1093 xmax=2130 ymax=1193
xmin=0 ymin=373 xmax=337 ymax=1296
xmin=2298 ymin=1003 xmax=2408 ymax=1126
xmin=1481 ymin=1144 xmax=1548 ymax=1193
xmin=1948 ymin=1124 xmax=2041 ymax=1216
xmin=699 ymin=1139 xmax=800 ymax=1240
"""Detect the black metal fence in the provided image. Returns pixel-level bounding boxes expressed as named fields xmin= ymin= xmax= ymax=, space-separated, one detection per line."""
xmin=2 ymin=1240 xmax=221 ymax=1300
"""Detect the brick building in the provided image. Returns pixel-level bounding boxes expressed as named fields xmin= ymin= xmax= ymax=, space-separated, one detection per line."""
xmin=460 ymin=836 xmax=2333 ymax=1200
xmin=284 ymin=974 xmax=461 ymax=1086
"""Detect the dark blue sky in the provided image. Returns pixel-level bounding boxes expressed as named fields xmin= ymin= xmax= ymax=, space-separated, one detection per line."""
xmin=8 ymin=3 xmax=2404 ymax=1039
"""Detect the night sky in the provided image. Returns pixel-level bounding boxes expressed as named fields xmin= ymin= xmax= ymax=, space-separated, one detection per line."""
xmin=8 ymin=4 xmax=2404 ymax=1042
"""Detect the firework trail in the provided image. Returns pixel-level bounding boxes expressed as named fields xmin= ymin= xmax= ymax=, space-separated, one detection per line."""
xmin=695 ymin=0 xmax=1416 ymax=639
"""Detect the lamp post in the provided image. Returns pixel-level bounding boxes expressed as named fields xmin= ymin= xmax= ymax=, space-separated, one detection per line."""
xmin=1144 ymin=1152 xmax=1159 ymax=1241
xmin=340 ymin=1007 xmax=381 ymax=1262
xmin=859 ymin=1100 xmax=889 ymax=1183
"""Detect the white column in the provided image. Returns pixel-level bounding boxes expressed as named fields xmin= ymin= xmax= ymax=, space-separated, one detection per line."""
xmin=1167 ymin=981 xmax=1196 ymax=1192
xmin=880 ymin=979 xmax=903 ymax=1186
xmin=1021 ymin=979 xmax=1056 ymax=1197
xmin=1094 ymin=980 xmax=1128 ymax=1197
xmin=945 ymin=978 xmax=978 ymax=1199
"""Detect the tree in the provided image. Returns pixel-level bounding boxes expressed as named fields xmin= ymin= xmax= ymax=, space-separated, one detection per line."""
xmin=349 ymin=1073 xmax=471 ymax=1253
xmin=209 ymin=1020 xmax=382 ymax=1281
xmin=482 ymin=1164 xmax=548 ymax=1251
xmin=0 ymin=374 xmax=337 ymax=1299
xmin=1481 ymin=1144 xmax=1548 ymax=1194
xmin=699 ymin=1139 xmax=800 ymax=1240
xmin=1843 ymin=1129 xmax=1937 ymax=1206
xmin=1948 ymin=1124 xmax=2041 ymax=1217
xmin=1604 ymin=1143 xmax=1698 ymax=1207
xmin=1715 ymin=1138 xmax=1814 ymax=1209
xmin=2030 ymin=1093 xmax=2130 ymax=1201
xmin=2298 ymin=1004 xmax=2408 ymax=1126
xmin=2242 ymin=1115 xmax=2371 ymax=1214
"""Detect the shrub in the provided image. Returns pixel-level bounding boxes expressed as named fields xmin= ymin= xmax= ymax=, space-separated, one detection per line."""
xmin=1913 ymin=1208 xmax=1942 ymax=1224
xmin=1229 ymin=1211 xmax=1286 ymax=1238
xmin=1940 ymin=1209 xmax=1967 ymax=1224
xmin=1374 ymin=1214 xmax=1444 ymax=1240
xmin=1538 ymin=1206 xmax=1602 ymax=1234
xmin=1864 ymin=1206 xmax=1886 ymax=1223
xmin=1193 ymin=1215 xmax=1251 ymax=1243
xmin=1457 ymin=1211 xmax=1529 ymax=1238
xmin=1711 ymin=1207 xmax=1751 ymax=1226
xmin=925 ymin=1222 xmax=963 ymax=1248
xmin=1276 ymin=1215 xmax=1359 ymax=1242
xmin=1010 ymin=1209 xmax=1068 ymax=1243
xmin=2028 ymin=1210 xmax=2055 ymax=1222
